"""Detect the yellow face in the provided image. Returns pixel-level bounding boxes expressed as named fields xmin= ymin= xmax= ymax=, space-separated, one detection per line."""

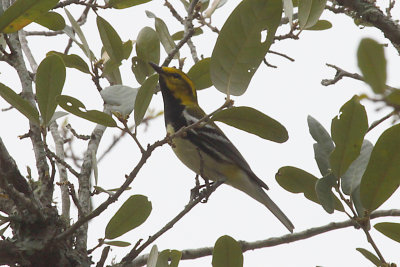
xmin=160 ymin=67 xmax=198 ymax=106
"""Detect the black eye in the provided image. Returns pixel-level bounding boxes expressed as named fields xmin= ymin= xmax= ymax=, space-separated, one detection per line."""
xmin=172 ymin=73 xmax=180 ymax=79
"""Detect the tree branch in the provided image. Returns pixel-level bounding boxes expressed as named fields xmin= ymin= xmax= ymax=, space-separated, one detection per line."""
xmin=129 ymin=209 xmax=400 ymax=266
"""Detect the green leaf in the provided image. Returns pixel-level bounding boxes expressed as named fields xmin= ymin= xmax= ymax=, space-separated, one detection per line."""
xmin=146 ymin=11 xmax=179 ymax=59
xmin=136 ymin=27 xmax=160 ymax=76
xmin=356 ymin=248 xmax=381 ymax=266
xmin=102 ymin=59 xmax=122 ymax=85
xmin=57 ymin=95 xmax=117 ymax=127
xmin=97 ymin=16 xmax=124 ymax=63
xmin=0 ymin=0 xmax=59 ymax=33
xmin=315 ymin=174 xmax=336 ymax=214
xmin=171 ymin=27 xmax=203 ymax=41
xmin=105 ymin=195 xmax=152 ymax=239
xmin=330 ymin=96 xmax=368 ymax=178
xmin=276 ymin=166 xmax=344 ymax=211
xmin=357 ymin=38 xmax=387 ymax=94
xmin=156 ymin=250 xmax=182 ymax=267
xmin=210 ymin=0 xmax=282 ymax=96
xmin=65 ymin=9 xmax=93 ymax=61
xmin=187 ymin=58 xmax=212 ymax=90
xmin=211 ymin=106 xmax=288 ymax=143
xmin=104 ymin=240 xmax=131 ymax=247
xmin=36 ymin=55 xmax=66 ymax=126
xmin=374 ymin=222 xmax=400 ymax=243
xmin=47 ymin=51 xmax=90 ymax=74
xmin=0 ymin=83 xmax=39 ymax=125
xmin=212 ymin=235 xmax=243 ymax=267
xmin=34 ymin=11 xmax=65 ymax=31
xmin=304 ymin=20 xmax=332 ymax=30
xmin=108 ymin=0 xmax=152 ymax=9
xmin=341 ymin=140 xmax=373 ymax=195
xmin=131 ymin=56 xmax=148 ymax=84
xmin=298 ymin=0 xmax=327 ymax=30
xmin=147 ymin=245 xmax=159 ymax=267
xmin=122 ymin=40 xmax=133 ymax=60
xmin=352 ymin=185 xmax=365 ymax=217
xmin=360 ymin=124 xmax=400 ymax=211
xmin=134 ymin=74 xmax=158 ymax=125
xmin=307 ymin=115 xmax=334 ymax=176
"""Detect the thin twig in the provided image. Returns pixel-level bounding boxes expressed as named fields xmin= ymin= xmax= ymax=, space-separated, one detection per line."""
xmin=121 ymin=180 xmax=224 ymax=264
xmin=66 ymin=124 xmax=91 ymax=140
xmin=45 ymin=146 xmax=80 ymax=178
xmin=366 ymin=111 xmax=397 ymax=133
xmin=129 ymin=209 xmax=400 ymax=266
xmin=96 ymin=246 xmax=110 ymax=267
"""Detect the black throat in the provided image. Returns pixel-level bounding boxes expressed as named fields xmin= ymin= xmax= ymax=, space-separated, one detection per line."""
xmin=159 ymin=77 xmax=186 ymax=131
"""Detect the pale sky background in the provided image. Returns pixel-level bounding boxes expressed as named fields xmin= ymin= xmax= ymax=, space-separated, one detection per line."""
xmin=1 ymin=1 xmax=400 ymax=266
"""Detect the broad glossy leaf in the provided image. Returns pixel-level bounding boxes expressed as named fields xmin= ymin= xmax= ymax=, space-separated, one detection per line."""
xmin=100 ymin=85 xmax=138 ymax=119
xmin=360 ymin=124 xmax=400 ymax=211
xmin=356 ymin=248 xmax=381 ymax=266
xmin=0 ymin=83 xmax=39 ymax=125
xmin=131 ymin=56 xmax=148 ymax=84
xmin=122 ymin=40 xmax=133 ymax=60
xmin=136 ymin=27 xmax=160 ymax=76
xmin=276 ymin=166 xmax=344 ymax=211
xmin=146 ymin=11 xmax=178 ymax=59
xmin=315 ymin=174 xmax=336 ymax=214
xmin=102 ymin=58 xmax=122 ymax=85
xmin=108 ymin=0 xmax=152 ymax=9
xmin=34 ymin=11 xmax=65 ymax=31
xmin=212 ymin=106 xmax=288 ymax=143
xmin=374 ymin=222 xmax=400 ymax=243
xmin=171 ymin=27 xmax=203 ymax=41
xmin=341 ymin=140 xmax=373 ymax=195
xmin=105 ymin=195 xmax=152 ymax=239
xmin=104 ymin=240 xmax=131 ymax=247
xmin=65 ymin=9 xmax=92 ymax=61
xmin=47 ymin=51 xmax=90 ymax=74
xmin=212 ymin=235 xmax=243 ymax=267
xmin=352 ymin=185 xmax=365 ymax=217
xmin=307 ymin=115 xmax=334 ymax=176
xmin=57 ymin=95 xmax=117 ymax=127
xmin=330 ymin=96 xmax=368 ymax=178
xmin=298 ymin=0 xmax=327 ymax=29
xmin=210 ymin=0 xmax=282 ymax=96
xmin=97 ymin=16 xmax=124 ymax=63
xmin=156 ymin=250 xmax=182 ymax=267
xmin=305 ymin=20 xmax=332 ymax=31
xmin=0 ymin=0 xmax=59 ymax=33
xmin=134 ymin=74 xmax=158 ymax=125
xmin=187 ymin=58 xmax=212 ymax=90
xmin=36 ymin=55 xmax=66 ymax=126
xmin=357 ymin=38 xmax=387 ymax=94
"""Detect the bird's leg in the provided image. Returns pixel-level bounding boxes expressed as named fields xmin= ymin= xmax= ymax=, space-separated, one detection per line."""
xmin=190 ymin=174 xmax=201 ymax=202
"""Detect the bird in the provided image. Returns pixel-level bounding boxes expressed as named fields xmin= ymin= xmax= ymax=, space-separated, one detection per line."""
xmin=149 ymin=62 xmax=294 ymax=233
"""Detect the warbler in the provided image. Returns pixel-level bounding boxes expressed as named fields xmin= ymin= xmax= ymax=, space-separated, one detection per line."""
xmin=149 ymin=62 xmax=294 ymax=232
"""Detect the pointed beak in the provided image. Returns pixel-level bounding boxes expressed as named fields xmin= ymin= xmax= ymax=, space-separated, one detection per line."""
xmin=149 ymin=62 xmax=163 ymax=74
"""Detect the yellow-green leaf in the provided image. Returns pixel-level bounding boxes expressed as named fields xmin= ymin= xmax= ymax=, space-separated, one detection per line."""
xmin=212 ymin=235 xmax=243 ymax=267
xmin=374 ymin=222 xmax=400 ymax=243
xmin=211 ymin=106 xmax=288 ymax=143
xmin=108 ymin=0 xmax=152 ymax=9
xmin=0 ymin=83 xmax=39 ymax=125
xmin=47 ymin=51 xmax=90 ymax=74
xmin=187 ymin=58 xmax=212 ymax=90
xmin=356 ymin=248 xmax=381 ymax=266
xmin=57 ymin=95 xmax=117 ymax=127
xmin=136 ymin=27 xmax=160 ymax=76
xmin=171 ymin=27 xmax=203 ymax=41
xmin=97 ymin=16 xmax=124 ymax=63
xmin=330 ymin=96 xmax=368 ymax=178
xmin=357 ymin=38 xmax=387 ymax=94
xmin=131 ymin=56 xmax=148 ymax=84
xmin=276 ymin=166 xmax=344 ymax=211
xmin=156 ymin=250 xmax=182 ymax=267
xmin=134 ymin=74 xmax=158 ymax=125
xmin=360 ymin=124 xmax=400 ymax=211
xmin=36 ymin=55 xmax=66 ymax=126
xmin=122 ymin=40 xmax=133 ymax=60
xmin=304 ymin=20 xmax=332 ymax=31
xmin=0 ymin=0 xmax=59 ymax=33
xmin=34 ymin=11 xmax=65 ymax=31
xmin=65 ymin=9 xmax=93 ymax=61
xmin=105 ymin=195 xmax=152 ymax=239
xmin=298 ymin=0 xmax=327 ymax=30
xmin=210 ymin=0 xmax=282 ymax=96
xmin=104 ymin=240 xmax=131 ymax=247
